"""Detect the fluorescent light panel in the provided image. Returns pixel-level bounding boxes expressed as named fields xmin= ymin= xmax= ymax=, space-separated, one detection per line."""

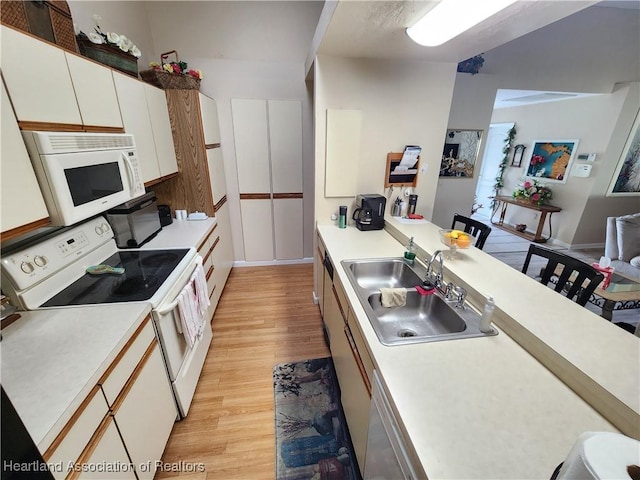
xmin=406 ymin=0 xmax=518 ymax=47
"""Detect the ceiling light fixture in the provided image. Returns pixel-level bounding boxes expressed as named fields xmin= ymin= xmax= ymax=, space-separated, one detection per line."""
xmin=406 ymin=0 xmax=518 ymax=47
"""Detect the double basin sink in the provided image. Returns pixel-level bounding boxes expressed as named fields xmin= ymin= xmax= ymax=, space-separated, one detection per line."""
xmin=341 ymin=258 xmax=498 ymax=346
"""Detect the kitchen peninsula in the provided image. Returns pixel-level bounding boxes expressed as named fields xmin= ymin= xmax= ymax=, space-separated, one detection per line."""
xmin=317 ymin=216 xmax=639 ymax=479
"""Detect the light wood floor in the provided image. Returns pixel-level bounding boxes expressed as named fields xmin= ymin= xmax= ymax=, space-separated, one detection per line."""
xmin=157 ymin=264 xmax=329 ymax=480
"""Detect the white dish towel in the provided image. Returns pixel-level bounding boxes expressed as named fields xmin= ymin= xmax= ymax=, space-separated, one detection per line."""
xmin=176 ymin=258 xmax=210 ymax=348
xmin=380 ymin=288 xmax=407 ymax=308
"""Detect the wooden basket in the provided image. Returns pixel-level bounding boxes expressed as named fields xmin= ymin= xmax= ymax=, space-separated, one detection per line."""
xmin=139 ymin=50 xmax=201 ymax=90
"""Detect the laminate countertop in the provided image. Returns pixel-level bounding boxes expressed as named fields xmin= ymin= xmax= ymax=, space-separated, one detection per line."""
xmin=144 ymin=217 xmax=216 ymax=250
xmin=317 ymin=218 xmax=639 ymax=479
xmin=0 ymin=303 xmax=151 ymax=452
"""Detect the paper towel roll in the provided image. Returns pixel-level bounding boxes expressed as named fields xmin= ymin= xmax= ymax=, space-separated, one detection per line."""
xmin=557 ymin=432 xmax=640 ymax=480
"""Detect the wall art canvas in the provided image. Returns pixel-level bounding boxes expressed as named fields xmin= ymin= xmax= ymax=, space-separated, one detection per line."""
xmin=524 ymin=140 xmax=579 ymax=183
xmin=440 ymin=129 xmax=483 ymax=178
xmin=607 ymin=111 xmax=640 ymax=196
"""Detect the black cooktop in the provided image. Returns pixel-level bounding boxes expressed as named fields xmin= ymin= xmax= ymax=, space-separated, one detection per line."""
xmin=43 ymin=249 xmax=189 ymax=307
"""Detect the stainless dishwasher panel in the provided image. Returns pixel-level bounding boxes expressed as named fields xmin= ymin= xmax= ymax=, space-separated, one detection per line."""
xmin=364 ymin=370 xmax=419 ymax=480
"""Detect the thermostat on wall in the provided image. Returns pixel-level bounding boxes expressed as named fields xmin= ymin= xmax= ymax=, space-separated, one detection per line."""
xmin=571 ymin=164 xmax=592 ymax=177
xmin=577 ymin=153 xmax=597 ymax=162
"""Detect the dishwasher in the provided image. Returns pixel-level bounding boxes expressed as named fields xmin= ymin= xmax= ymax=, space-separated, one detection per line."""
xmin=364 ymin=370 xmax=420 ymax=479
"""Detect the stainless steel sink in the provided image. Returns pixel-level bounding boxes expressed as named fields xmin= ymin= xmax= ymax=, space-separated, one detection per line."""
xmin=341 ymin=258 xmax=498 ymax=346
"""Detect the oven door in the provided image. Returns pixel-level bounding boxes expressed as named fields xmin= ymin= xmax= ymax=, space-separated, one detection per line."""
xmin=152 ymin=260 xmax=212 ymax=418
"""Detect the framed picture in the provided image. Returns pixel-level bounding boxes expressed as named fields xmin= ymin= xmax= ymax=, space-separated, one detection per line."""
xmin=439 ymin=129 xmax=483 ymax=177
xmin=511 ymin=144 xmax=526 ymax=167
xmin=524 ymin=139 xmax=579 ymax=183
xmin=607 ymin=110 xmax=640 ymax=196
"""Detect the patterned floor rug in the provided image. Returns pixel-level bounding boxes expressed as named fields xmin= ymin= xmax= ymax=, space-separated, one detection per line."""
xmin=273 ymin=357 xmax=362 ymax=480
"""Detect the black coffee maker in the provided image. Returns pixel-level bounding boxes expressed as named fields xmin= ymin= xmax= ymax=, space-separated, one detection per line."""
xmin=353 ymin=194 xmax=386 ymax=231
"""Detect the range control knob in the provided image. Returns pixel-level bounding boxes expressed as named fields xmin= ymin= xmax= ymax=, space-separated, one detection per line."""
xmin=20 ymin=261 xmax=35 ymax=274
xmin=34 ymin=255 xmax=48 ymax=267
xmin=101 ymin=222 xmax=110 ymax=233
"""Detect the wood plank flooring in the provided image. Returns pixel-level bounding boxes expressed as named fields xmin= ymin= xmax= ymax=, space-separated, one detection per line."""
xmin=157 ymin=264 xmax=329 ymax=480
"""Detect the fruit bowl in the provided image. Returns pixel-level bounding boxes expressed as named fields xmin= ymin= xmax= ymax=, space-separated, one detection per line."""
xmin=439 ymin=229 xmax=472 ymax=258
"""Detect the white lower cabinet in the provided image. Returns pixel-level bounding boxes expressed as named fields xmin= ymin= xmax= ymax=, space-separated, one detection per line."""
xmin=112 ymin=344 xmax=176 ymax=480
xmin=323 ymin=274 xmax=371 ymax=469
xmin=240 ymin=199 xmax=274 ymax=262
xmin=43 ymin=317 xmax=176 ymax=480
xmin=76 ymin=417 xmax=136 ymax=480
xmin=273 ymin=198 xmax=303 ymax=260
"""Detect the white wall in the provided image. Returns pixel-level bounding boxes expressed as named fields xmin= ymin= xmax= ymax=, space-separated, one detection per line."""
xmin=314 ymin=55 xmax=457 ymax=227
xmin=490 ymin=84 xmax=635 ymax=246
xmin=431 ymin=73 xmax=499 ymax=228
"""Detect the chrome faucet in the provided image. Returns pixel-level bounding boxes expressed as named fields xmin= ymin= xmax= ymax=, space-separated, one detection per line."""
xmin=425 ymin=250 xmax=445 ymax=288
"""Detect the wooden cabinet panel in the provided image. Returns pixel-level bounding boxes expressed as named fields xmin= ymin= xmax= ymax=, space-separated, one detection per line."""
xmin=207 ymin=147 xmax=227 ymax=205
xmin=232 ymin=99 xmax=270 ymax=193
xmin=273 ymin=198 xmax=303 ymax=260
xmin=199 ymin=93 xmax=221 ymax=144
xmin=1 ymin=25 xmax=81 ymax=125
xmin=144 ymin=85 xmax=178 ymax=178
xmin=112 ymin=72 xmax=160 ymax=183
xmin=113 ymin=344 xmax=176 ymax=480
xmin=268 ymin=100 xmax=302 ymax=193
xmin=65 ymin=53 xmax=122 ymax=128
xmin=0 ymin=80 xmax=49 ymax=234
xmin=240 ymin=199 xmax=274 ymax=262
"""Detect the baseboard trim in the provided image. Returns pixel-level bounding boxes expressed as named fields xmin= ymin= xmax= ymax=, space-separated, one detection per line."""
xmin=568 ymin=242 xmax=606 ymax=251
xmin=233 ymin=257 xmax=313 ymax=268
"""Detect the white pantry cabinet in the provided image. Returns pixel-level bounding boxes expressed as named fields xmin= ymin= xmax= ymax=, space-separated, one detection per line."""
xmin=232 ymin=98 xmax=303 ymax=261
xmin=113 ymin=72 xmax=178 ymax=184
xmin=0 ymin=79 xmax=49 ymax=234
xmin=199 ymin=93 xmax=221 ymax=144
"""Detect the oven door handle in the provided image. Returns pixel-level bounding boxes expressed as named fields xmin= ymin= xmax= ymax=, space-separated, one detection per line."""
xmin=155 ymin=260 xmax=202 ymax=316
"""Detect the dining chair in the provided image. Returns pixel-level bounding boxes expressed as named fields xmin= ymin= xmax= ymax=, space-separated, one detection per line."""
xmin=451 ymin=214 xmax=492 ymax=250
xmin=521 ymin=244 xmax=604 ymax=306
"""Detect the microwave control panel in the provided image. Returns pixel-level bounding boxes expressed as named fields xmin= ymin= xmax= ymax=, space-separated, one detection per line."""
xmin=1 ymin=217 xmax=114 ymax=291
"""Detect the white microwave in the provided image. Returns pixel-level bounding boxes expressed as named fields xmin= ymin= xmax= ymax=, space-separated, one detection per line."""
xmin=22 ymin=131 xmax=146 ymax=226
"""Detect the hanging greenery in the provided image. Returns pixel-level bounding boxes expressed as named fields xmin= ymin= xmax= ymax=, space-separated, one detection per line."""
xmin=490 ymin=125 xmax=517 ymax=211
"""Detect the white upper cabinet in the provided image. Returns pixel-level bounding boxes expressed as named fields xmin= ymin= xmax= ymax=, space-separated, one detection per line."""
xmin=1 ymin=25 xmax=81 ymax=125
xmin=1 ymin=79 xmax=49 ymax=233
xmin=144 ymin=85 xmax=178 ymax=178
xmin=112 ymin=71 xmax=160 ymax=183
xmin=232 ymin=99 xmax=271 ymax=193
xmin=65 ymin=53 xmax=122 ymax=129
xmin=268 ymin=100 xmax=302 ymax=193
xmin=199 ymin=93 xmax=221 ymax=144
xmin=207 ymin=148 xmax=226 ymax=204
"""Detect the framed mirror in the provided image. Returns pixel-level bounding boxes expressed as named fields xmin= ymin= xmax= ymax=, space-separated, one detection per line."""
xmin=511 ymin=144 xmax=526 ymax=167
xmin=440 ymin=129 xmax=483 ymax=178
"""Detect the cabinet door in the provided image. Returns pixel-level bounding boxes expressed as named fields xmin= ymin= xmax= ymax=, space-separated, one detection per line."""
xmin=144 ymin=85 xmax=178 ymax=178
xmin=273 ymin=198 xmax=303 ymax=260
xmin=199 ymin=93 xmax=221 ymax=144
xmin=268 ymin=100 xmax=302 ymax=193
xmin=77 ymin=417 xmax=136 ymax=480
xmin=113 ymin=344 xmax=176 ymax=480
xmin=232 ymin=99 xmax=270 ymax=193
xmin=207 ymin=147 xmax=227 ymax=205
xmin=65 ymin=53 xmax=122 ymax=128
xmin=214 ymin=201 xmax=234 ymax=281
xmin=240 ymin=199 xmax=274 ymax=261
xmin=113 ymin=72 xmax=160 ymax=183
xmin=1 ymin=80 xmax=49 ymax=233
xmin=1 ymin=25 xmax=81 ymax=125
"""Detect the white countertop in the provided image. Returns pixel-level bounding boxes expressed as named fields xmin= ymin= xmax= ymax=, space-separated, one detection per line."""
xmin=145 ymin=217 xmax=216 ymax=250
xmin=317 ymin=220 xmax=638 ymax=479
xmin=0 ymin=303 xmax=151 ymax=452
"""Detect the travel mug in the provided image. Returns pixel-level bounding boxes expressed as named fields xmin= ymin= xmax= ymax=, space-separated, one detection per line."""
xmin=408 ymin=195 xmax=418 ymax=215
xmin=339 ymin=206 xmax=347 ymax=228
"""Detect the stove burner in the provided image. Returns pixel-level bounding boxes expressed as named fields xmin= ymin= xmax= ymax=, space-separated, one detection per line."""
xmin=110 ymin=275 xmax=160 ymax=296
xmin=139 ymin=252 xmax=180 ymax=267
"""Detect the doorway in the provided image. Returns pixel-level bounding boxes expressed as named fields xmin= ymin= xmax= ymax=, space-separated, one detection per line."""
xmin=475 ymin=122 xmax=514 ymax=219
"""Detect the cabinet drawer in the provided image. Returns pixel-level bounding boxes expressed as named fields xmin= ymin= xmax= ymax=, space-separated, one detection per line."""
xmin=99 ymin=317 xmax=155 ymax=406
xmin=44 ymin=386 xmax=109 ymax=479
xmin=334 ymin=276 xmax=350 ymax=322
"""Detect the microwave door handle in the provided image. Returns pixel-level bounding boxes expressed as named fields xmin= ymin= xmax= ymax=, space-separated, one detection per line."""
xmin=122 ymin=152 xmax=137 ymax=191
